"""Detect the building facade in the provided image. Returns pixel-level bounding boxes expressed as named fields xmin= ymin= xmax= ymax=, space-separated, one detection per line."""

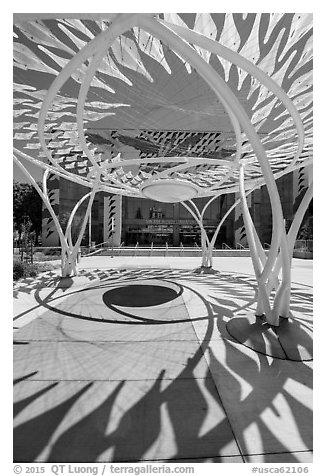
xmin=42 ymin=168 xmax=311 ymax=248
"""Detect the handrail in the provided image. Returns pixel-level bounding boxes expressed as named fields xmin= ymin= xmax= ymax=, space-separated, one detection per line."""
xmin=67 ymin=244 xmax=271 ymax=258
xmin=83 ymin=248 xmax=100 ymax=257
xmin=93 ymin=240 xmax=109 ymax=249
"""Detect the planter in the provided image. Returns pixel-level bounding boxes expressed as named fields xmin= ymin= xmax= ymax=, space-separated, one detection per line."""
xmin=293 ymin=250 xmax=313 ymax=259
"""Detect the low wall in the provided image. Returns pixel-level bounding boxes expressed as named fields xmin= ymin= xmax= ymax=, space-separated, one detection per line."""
xmin=293 ymin=250 xmax=313 ymax=259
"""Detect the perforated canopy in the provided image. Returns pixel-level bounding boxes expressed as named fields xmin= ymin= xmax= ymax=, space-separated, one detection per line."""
xmin=13 ymin=13 xmax=313 ymax=200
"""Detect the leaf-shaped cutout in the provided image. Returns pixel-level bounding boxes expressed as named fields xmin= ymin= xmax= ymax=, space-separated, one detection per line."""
xmin=98 ymin=53 xmax=133 ymax=86
xmin=57 ymin=22 xmax=89 ymax=51
xmin=13 ymin=42 xmax=58 ymax=75
xmin=111 ymin=36 xmax=153 ymax=82
xmin=193 ymin=13 xmax=217 ymax=64
xmin=16 ymin=20 xmax=76 ymax=55
xmin=133 ymin=27 xmax=171 ymax=74
xmin=163 ymin=13 xmax=192 ymax=73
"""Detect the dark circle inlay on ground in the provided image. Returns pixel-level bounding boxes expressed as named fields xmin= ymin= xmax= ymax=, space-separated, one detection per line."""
xmin=102 ymin=284 xmax=180 ymax=308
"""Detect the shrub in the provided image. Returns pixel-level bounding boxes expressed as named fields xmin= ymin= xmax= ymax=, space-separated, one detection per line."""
xmin=13 ymin=260 xmax=26 ymax=280
xmin=43 ymin=247 xmax=61 ymax=256
xmin=36 ymin=262 xmax=56 ymax=273
xmin=26 ymin=263 xmax=39 ymax=277
xmin=13 ymin=260 xmax=56 ymax=281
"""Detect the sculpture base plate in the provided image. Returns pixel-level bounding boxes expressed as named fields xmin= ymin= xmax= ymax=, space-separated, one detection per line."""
xmin=226 ymin=313 xmax=312 ymax=361
xmin=193 ymin=266 xmax=219 ymax=275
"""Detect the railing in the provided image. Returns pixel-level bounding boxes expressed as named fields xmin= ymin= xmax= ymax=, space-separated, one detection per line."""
xmin=73 ymin=240 xmax=272 ymax=258
xmin=236 ymin=242 xmax=247 ymax=250
xmin=83 ymin=241 xmax=108 ymax=256
xmin=33 ymin=243 xmax=269 ymax=260
xmin=92 ymin=240 xmax=109 ymax=249
xmin=118 ymin=241 xmax=124 ymax=255
xmin=84 ymin=240 xmax=129 ymax=257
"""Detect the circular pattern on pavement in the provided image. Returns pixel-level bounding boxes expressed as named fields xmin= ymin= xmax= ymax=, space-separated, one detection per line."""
xmin=102 ymin=282 xmax=182 ymax=308
xmin=226 ymin=313 xmax=313 ymax=361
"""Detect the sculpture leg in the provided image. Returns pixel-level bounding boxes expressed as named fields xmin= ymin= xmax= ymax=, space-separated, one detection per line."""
xmin=181 ymin=200 xmax=211 ymax=268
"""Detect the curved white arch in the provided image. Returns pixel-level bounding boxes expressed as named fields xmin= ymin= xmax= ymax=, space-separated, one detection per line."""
xmin=37 ymin=14 xmax=144 ymax=179
xmin=160 ymin=19 xmax=305 ymax=169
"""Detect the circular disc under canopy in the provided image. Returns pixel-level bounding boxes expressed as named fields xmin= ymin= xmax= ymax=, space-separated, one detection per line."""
xmin=140 ymin=179 xmax=200 ymax=202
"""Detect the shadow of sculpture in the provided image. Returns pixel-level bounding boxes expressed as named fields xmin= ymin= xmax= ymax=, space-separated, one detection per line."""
xmin=13 ymin=267 xmax=312 ymax=462
xmin=14 ymin=383 xmax=93 ymax=462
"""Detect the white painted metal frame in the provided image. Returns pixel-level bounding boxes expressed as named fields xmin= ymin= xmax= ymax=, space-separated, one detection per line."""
xmin=138 ymin=16 xmax=308 ymax=326
xmin=13 ymin=13 xmax=312 ymax=327
xmin=14 ymin=154 xmax=100 ymax=276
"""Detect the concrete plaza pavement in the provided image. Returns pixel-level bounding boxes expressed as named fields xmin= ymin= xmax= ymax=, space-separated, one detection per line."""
xmin=13 ymin=256 xmax=313 ymax=463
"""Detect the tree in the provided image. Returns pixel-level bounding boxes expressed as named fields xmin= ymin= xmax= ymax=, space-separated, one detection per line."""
xmin=59 ymin=211 xmax=88 ymax=245
xmin=298 ymin=198 xmax=313 ymax=240
xmin=298 ymin=215 xmax=313 ymax=240
xmin=13 ymin=181 xmax=42 ymax=241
